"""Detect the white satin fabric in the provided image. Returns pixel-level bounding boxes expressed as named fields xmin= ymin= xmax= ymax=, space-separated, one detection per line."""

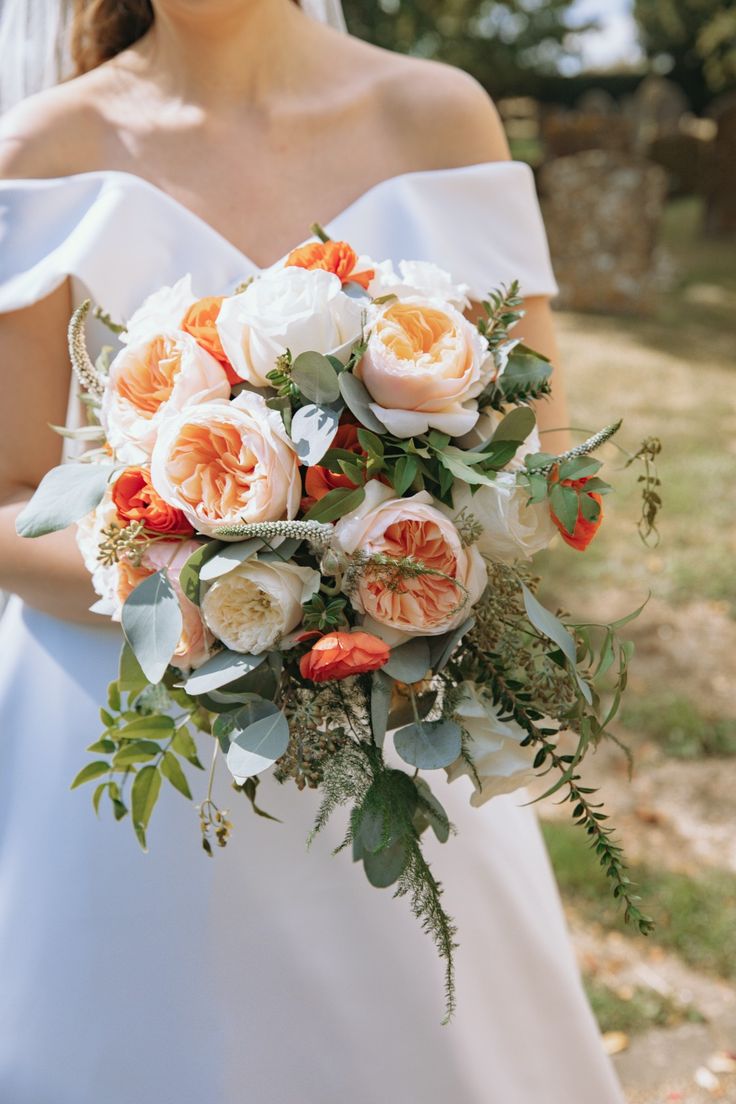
xmin=0 ymin=163 xmax=623 ymax=1104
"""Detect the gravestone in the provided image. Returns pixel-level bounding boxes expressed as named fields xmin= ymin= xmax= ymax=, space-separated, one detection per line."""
xmin=704 ymin=100 xmax=736 ymax=236
xmin=542 ymin=108 xmax=634 ymax=160
xmin=540 ymin=150 xmax=668 ymax=315
xmin=627 ymin=75 xmax=689 ymax=149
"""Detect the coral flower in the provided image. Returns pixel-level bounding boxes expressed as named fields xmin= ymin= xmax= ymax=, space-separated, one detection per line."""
xmin=112 ymin=466 xmax=195 ymax=536
xmin=285 ymin=240 xmax=375 ymax=290
xmin=299 ymin=631 xmax=390 ymax=683
xmin=181 ymin=296 xmax=240 ymax=386
xmin=302 ymin=422 xmax=365 ymax=510
xmin=550 ymin=474 xmax=603 ymax=552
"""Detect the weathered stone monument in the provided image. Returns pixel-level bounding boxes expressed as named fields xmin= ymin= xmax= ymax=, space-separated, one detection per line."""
xmin=540 ymin=150 xmax=669 ymax=315
xmin=704 ymin=99 xmax=736 ymax=237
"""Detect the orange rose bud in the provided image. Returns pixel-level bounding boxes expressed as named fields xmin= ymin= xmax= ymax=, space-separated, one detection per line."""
xmin=181 ymin=296 xmax=240 ymax=386
xmin=285 ymin=240 xmax=375 ymax=290
xmin=550 ymin=473 xmax=603 ymax=552
xmin=302 ymin=422 xmax=364 ymax=510
xmin=299 ymin=631 xmax=390 ymax=683
xmin=112 ymin=467 xmax=195 ymax=537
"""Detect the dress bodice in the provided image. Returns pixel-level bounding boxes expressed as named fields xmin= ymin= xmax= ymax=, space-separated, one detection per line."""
xmin=0 ymin=162 xmax=557 ymax=347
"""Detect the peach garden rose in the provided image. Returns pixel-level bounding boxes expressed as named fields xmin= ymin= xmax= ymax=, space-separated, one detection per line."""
xmin=150 ymin=390 xmax=301 ymax=538
xmin=355 ymin=296 xmax=491 ymax=438
xmin=334 ymin=481 xmax=487 ymax=641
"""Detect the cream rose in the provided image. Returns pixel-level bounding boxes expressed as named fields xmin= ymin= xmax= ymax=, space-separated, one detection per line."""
xmin=446 ymin=683 xmax=537 ymax=805
xmin=150 ymin=390 xmax=301 ymax=538
xmin=333 ymin=481 xmax=487 ymax=640
xmin=366 ymin=259 xmax=470 ymax=311
xmin=450 ymin=473 xmax=557 ymax=562
xmin=202 ymin=559 xmax=320 ymax=654
xmin=122 ymin=275 xmax=198 ymax=343
xmin=76 ymin=488 xmax=119 ymax=617
xmin=355 ymin=297 xmax=491 ymax=438
xmin=102 ymin=330 xmax=231 ymax=463
xmin=216 ymin=266 xmax=364 ymax=388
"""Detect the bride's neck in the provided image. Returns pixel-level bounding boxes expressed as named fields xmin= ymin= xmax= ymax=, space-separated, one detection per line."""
xmin=129 ymin=0 xmax=312 ymax=109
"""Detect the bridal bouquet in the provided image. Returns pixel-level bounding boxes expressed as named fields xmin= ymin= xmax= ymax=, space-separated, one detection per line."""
xmin=17 ymin=233 xmax=661 ymax=1017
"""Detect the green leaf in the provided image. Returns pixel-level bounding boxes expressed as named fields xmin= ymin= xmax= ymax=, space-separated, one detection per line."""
xmin=118 ymin=642 xmax=147 ymax=696
xmin=394 ymin=719 xmax=462 ymax=770
xmin=107 ymin=680 xmax=121 ymax=712
xmin=338 ymin=372 xmax=387 ymax=434
xmin=356 ymin=429 xmax=384 ymax=459
xmin=118 ymin=715 xmax=175 ymax=741
xmin=491 ymin=406 xmax=536 ymax=444
xmin=121 ymin=568 xmax=183 ymax=684
xmin=392 ymin=454 xmax=418 ymax=496
xmin=171 ymin=726 xmax=204 ymax=768
xmin=198 ymin=539 xmax=263 ymax=582
xmin=521 ymin=583 xmax=592 ymax=705
xmin=550 ymin=483 xmax=579 ymax=536
xmin=362 ymin=837 xmax=409 ymax=888
xmin=579 ymin=494 xmax=602 ymax=524
xmin=160 ymin=751 xmax=192 ymax=799
xmin=500 ymin=350 xmax=552 ymax=394
xmin=225 ymin=708 xmax=290 ymax=779
xmin=303 ymin=484 xmax=365 ymax=523
xmin=70 ymin=760 xmax=110 ymax=789
xmin=179 ymin=541 xmax=224 ymax=605
xmin=289 ymin=403 xmax=341 ymax=466
xmin=183 ymin=649 xmax=266 ymax=696
xmin=15 ymin=462 xmax=117 ymax=538
xmin=414 ymin=777 xmax=451 ymax=843
xmin=291 ymin=351 xmax=341 ymax=404
xmin=437 ymin=449 xmax=498 ymax=488
xmin=131 ymin=764 xmax=161 ymax=845
xmin=384 ymin=639 xmax=431 ymax=684
xmin=370 ymin=670 xmax=394 ymax=748
xmin=557 ymin=456 xmax=602 ymax=481
xmin=428 ymin=616 xmax=475 ymax=672
xmin=92 ymin=782 xmax=109 ymax=816
xmin=113 ymin=740 xmax=162 ymax=766
xmin=87 ymin=738 xmax=116 ymax=754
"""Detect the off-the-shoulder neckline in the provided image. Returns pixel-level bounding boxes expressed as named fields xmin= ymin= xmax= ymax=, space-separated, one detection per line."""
xmin=1 ymin=160 xmax=531 ymax=271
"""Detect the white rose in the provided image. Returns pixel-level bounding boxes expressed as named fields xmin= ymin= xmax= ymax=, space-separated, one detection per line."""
xmin=216 ymin=267 xmax=364 ymax=388
xmin=367 ymin=259 xmax=470 ymax=311
xmin=122 ymin=275 xmax=198 ymax=344
xmin=355 ymin=296 xmax=492 ymax=438
xmin=202 ymin=559 xmax=320 ymax=654
xmin=76 ymin=489 xmax=119 ymax=616
xmin=450 ymin=472 xmax=557 ymax=562
xmin=102 ymin=330 xmax=231 ymax=463
xmin=150 ymin=390 xmax=301 ymax=538
xmin=446 ymin=682 xmax=537 ymax=805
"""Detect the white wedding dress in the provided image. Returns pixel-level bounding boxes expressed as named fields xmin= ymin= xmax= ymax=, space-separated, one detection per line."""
xmin=0 ymin=162 xmax=625 ymax=1104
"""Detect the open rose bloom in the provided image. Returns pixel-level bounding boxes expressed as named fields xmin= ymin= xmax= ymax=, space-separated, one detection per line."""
xmin=23 ymin=233 xmax=647 ymax=1012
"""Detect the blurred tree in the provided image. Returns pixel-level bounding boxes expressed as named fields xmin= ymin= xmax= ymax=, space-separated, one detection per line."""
xmin=341 ymin=0 xmax=593 ymax=99
xmin=633 ymin=0 xmax=736 ymax=109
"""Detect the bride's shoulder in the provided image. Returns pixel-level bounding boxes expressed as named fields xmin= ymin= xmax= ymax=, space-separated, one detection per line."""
xmin=0 ymin=67 xmax=113 ymax=180
xmin=344 ymin=38 xmax=511 ymax=170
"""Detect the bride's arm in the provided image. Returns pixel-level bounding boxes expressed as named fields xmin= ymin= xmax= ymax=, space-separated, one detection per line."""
xmin=0 ymin=286 xmax=100 ymax=623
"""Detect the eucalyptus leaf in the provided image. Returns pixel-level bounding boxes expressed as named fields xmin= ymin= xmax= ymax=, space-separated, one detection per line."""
xmin=121 ymin=569 xmax=183 ymax=685
xmin=362 ymin=837 xmax=409 ymax=888
xmin=226 ymin=709 xmax=290 ymax=780
xmin=414 ymin=777 xmax=451 ymax=843
xmin=428 ymin=616 xmax=475 ymax=672
xmin=199 ymin=539 xmax=263 ymax=582
xmin=179 ymin=541 xmax=224 ymax=604
xmin=491 ymin=406 xmax=536 ymax=444
xmin=338 ymin=371 xmax=387 ymax=434
xmin=184 ymin=649 xmax=266 ymax=696
xmin=394 ymin=719 xmax=462 ymax=770
xmin=16 ymin=462 xmax=117 ymax=538
xmin=289 ymin=403 xmax=341 ymax=466
xmin=521 ymin=583 xmax=592 ymax=705
xmin=213 ymin=697 xmax=277 ymax=752
xmin=384 ymin=639 xmax=430 ymax=684
xmin=370 ymin=669 xmax=394 ymax=747
xmin=291 ymin=351 xmax=341 ymax=404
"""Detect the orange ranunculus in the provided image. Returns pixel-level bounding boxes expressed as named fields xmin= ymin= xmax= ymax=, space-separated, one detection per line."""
xmin=181 ymin=296 xmax=240 ymax=386
xmin=302 ymin=422 xmax=365 ymax=510
xmin=285 ymin=240 xmax=375 ymax=290
xmin=550 ymin=473 xmax=603 ymax=552
xmin=299 ymin=631 xmax=390 ymax=683
xmin=112 ymin=466 xmax=195 ymax=537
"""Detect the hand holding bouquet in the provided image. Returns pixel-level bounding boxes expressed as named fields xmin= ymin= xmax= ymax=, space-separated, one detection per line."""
xmin=18 ymin=233 xmax=661 ymax=1017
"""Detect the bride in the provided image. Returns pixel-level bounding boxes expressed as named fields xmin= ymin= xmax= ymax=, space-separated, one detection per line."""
xmin=0 ymin=2 xmax=625 ymax=1101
